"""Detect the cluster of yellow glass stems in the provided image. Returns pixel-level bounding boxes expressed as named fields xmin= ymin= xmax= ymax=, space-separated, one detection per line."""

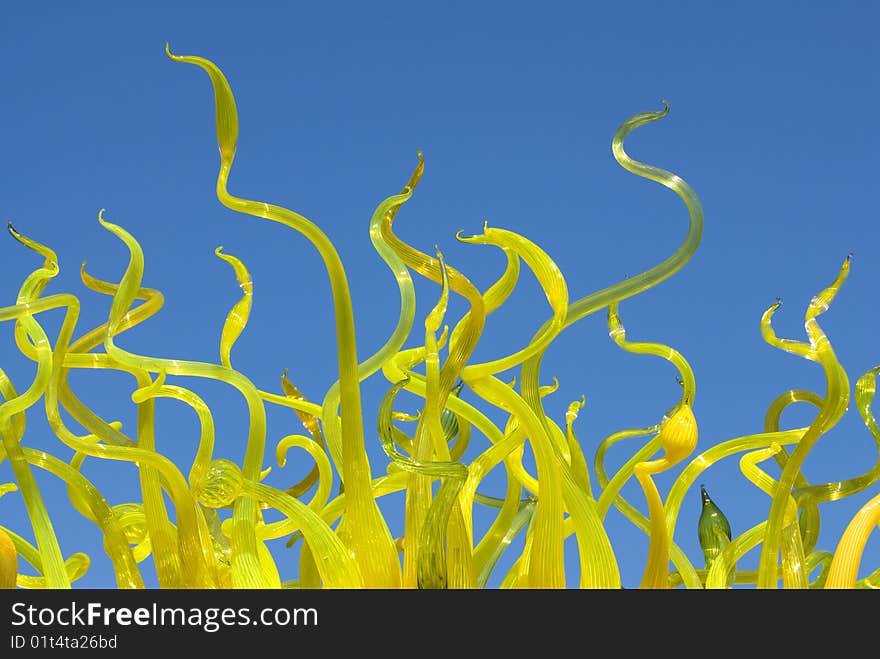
xmin=0 ymin=47 xmax=878 ymax=590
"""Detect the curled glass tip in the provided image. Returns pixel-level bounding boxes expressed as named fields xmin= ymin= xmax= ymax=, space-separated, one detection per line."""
xmin=6 ymin=222 xmax=25 ymax=242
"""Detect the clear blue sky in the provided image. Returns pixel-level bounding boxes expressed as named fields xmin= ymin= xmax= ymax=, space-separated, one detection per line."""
xmin=0 ymin=1 xmax=877 ymax=588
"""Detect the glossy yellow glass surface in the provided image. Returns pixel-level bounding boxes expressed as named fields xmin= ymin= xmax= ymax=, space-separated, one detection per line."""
xmin=0 ymin=49 xmax=875 ymax=590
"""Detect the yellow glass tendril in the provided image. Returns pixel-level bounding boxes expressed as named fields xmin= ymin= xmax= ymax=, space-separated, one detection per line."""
xmin=0 ymin=47 xmax=875 ymax=593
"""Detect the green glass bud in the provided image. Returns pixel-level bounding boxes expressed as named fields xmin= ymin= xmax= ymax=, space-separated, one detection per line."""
xmin=698 ymin=484 xmax=732 ymax=567
xmin=440 ymin=381 xmax=465 ymax=444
